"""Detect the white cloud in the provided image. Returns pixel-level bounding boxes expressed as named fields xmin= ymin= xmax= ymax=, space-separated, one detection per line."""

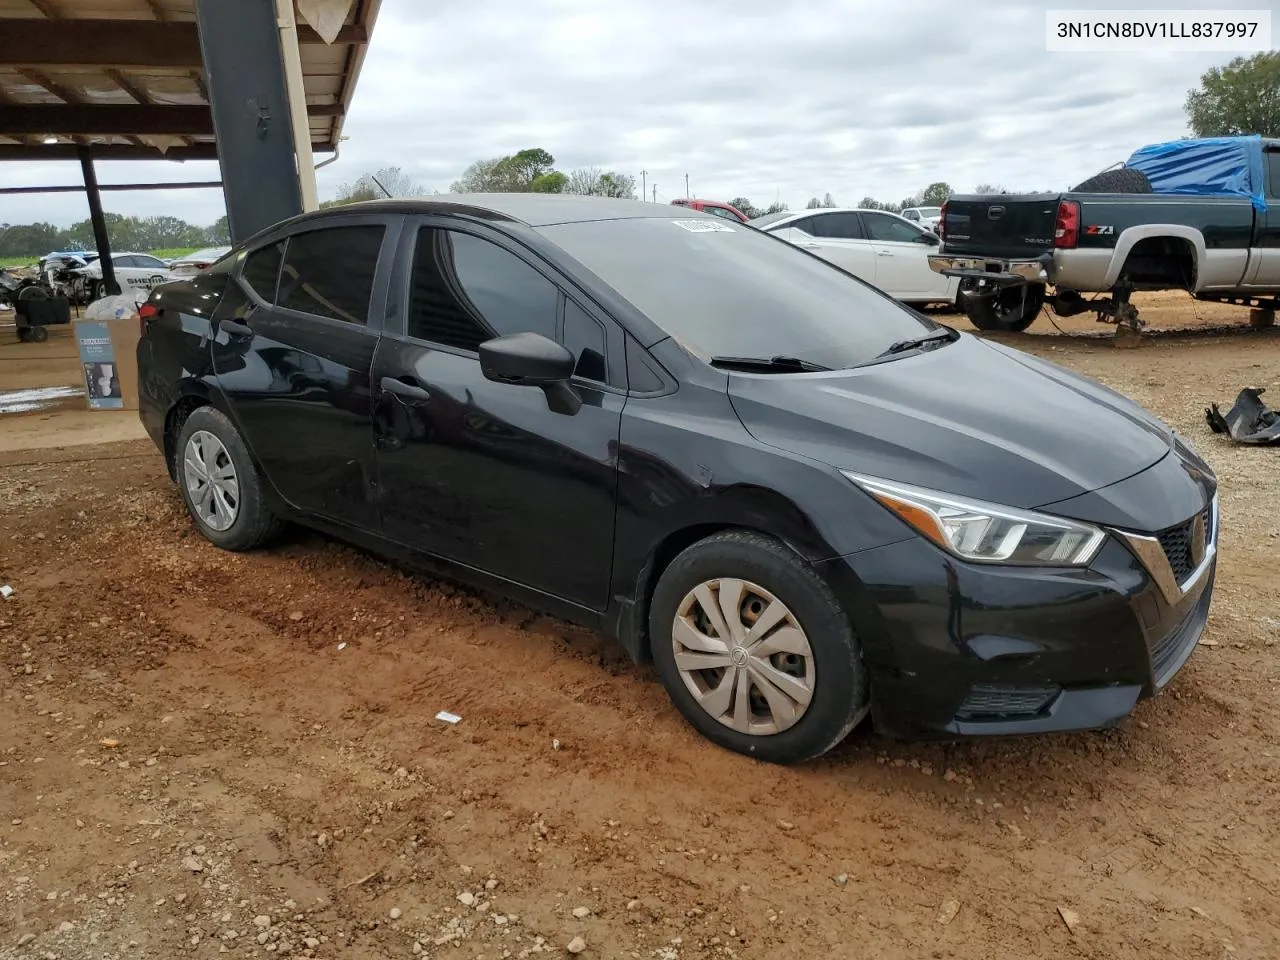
xmin=0 ymin=0 xmax=1254 ymax=229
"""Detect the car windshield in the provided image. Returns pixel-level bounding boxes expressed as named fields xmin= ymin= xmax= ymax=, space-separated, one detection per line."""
xmin=917 ymin=207 xmax=942 ymax=217
xmin=746 ymin=212 xmax=793 ymax=229
xmin=537 ymin=217 xmax=935 ymax=370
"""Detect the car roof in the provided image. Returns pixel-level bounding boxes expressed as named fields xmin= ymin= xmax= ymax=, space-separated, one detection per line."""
xmin=279 ymin=194 xmax=714 ymax=230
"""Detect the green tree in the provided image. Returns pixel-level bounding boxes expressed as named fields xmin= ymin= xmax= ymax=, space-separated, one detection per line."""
xmin=206 ymin=215 xmax=230 ymax=244
xmin=728 ymin=197 xmax=760 ymax=218
xmin=1186 ymin=51 xmax=1280 ymax=137
xmin=0 ymin=222 xmax=60 ymax=258
xmin=805 ymin=196 xmax=822 ymax=209
xmin=450 ymin=148 xmax=567 ymax=193
xmin=918 ymin=182 xmax=953 ymax=206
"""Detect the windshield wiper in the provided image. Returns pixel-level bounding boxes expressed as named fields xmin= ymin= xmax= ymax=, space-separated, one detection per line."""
xmin=874 ymin=327 xmax=958 ymax=359
xmin=709 ymin=355 xmax=830 ymax=373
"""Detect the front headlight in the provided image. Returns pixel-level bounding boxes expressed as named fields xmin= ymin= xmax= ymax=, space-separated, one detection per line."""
xmin=842 ymin=472 xmax=1106 ymax=567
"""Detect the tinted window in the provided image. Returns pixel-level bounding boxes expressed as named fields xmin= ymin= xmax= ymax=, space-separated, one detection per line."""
xmin=408 ymin=228 xmax=559 ymax=351
xmin=902 ymin=209 xmax=920 ymax=220
xmin=863 ymin=212 xmax=926 ymax=243
xmin=563 ymin=298 xmax=607 ymax=382
xmin=706 ymin=206 xmax=740 ymax=222
xmin=242 ymin=241 xmax=284 ymax=302
xmin=134 ymin=255 xmax=167 ymax=269
xmin=1267 ymin=150 xmax=1280 ymax=198
xmin=113 ymin=255 xmax=135 ymax=268
xmin=537 ymin=218 xmax=930 ymax=370
xmin=278 ymin=225 xmax=385 ymax=324
xmin=807 ymin=213 xmax=864 ymax=240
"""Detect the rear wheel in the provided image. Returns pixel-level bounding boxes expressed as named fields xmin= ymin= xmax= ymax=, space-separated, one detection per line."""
xmin=648 ymin=531 xmax=869 ymax=764
xmin=175 ymin=406 xmax=285 ymax=551
xmin=964 ymin=283 xmax=1045 ymax=332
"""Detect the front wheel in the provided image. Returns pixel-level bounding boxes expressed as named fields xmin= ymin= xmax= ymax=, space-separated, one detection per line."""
xmin=648 ymin=531 xmax=869 ymax=764
xmin=175 ymin=406 xmax=285 ymax=551
xmin=963 ymin=282 xmax=1045 ymax=332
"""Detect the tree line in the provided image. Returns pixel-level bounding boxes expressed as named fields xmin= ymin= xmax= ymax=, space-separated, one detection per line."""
xmin=0 ymin=212 xmax=229 ymax=260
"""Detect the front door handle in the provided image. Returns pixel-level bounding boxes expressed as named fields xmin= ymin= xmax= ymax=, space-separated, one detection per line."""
xmin=876 ymin=250 xmax=893 ymax=257
xmin=220 ymin=318 xmax=253 ymax=337
xmin=380 ymin=376 xmax=431 ymax=402
xmin=797 ymin=242 xmax=821 ymax=249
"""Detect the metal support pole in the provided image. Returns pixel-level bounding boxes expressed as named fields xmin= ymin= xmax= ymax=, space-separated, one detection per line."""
xmin=195 ymin=0 xmax=303 ymax=243
xmin=276 ymin=0 xmax=319 ymax=211
xmin=77 ymin=144 xmax=118 ymax=297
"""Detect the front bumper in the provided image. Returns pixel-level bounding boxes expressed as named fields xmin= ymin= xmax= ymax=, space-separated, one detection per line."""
xmin=817 ymin=498 xmax=1218 ymax=741
xmin=928 ymin=254 xmax=1052 ymax=286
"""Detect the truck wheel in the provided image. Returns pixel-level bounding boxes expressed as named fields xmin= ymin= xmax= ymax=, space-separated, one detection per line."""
xmin=964 ymin=283 xmax=1045 ymax=332
xmin=1071 ymin=168 xmax=1153 ymax=194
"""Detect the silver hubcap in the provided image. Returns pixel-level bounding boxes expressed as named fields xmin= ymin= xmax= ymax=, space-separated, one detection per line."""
xmin=182 ymin=430 xmax=240 ymax=532
xmin=672 ymin=579 xmax=815 ymax=736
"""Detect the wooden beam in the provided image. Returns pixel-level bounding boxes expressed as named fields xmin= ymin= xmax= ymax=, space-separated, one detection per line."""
xmin=142 ymin=0 xmax=168 ymax=20
xmin=106 ymin=69 xmax=152 ymax=105
xmin=16 ymin=68 xmax=78 ymax=105
xmin=0 ymin=20 xmax=368 ymax=69
xmin=0 ymin=141 xmax=332 ymax=162
xmin=27 ymin=0 xmax=61 ymax=17
xmin=0 ymin=103 xmax=342 ymax=136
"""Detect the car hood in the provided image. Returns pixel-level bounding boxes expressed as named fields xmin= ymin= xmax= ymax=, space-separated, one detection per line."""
xmin=727 ymin=333 xmax=1173 ymax=509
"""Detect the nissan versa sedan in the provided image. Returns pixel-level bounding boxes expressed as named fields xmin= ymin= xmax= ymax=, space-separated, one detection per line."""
xmin=136 ymin=195 xmax=1219 ymax=764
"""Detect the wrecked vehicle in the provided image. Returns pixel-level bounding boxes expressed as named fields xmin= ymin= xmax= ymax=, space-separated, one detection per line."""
xmin=928 ymin=135 xmax=1280 ymax=336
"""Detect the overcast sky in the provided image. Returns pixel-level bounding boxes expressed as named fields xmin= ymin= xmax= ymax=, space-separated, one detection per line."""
xmin=0 ymin=0 xmax=1267 ymax=227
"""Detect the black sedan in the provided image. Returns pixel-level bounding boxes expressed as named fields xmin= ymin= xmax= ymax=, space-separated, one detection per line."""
xmin=136 ymin=195 xmax=1218 ymax=764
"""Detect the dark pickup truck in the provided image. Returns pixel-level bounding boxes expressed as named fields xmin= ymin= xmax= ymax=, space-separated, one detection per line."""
xmin=928 ymin=135 xmax=1280 ymax=335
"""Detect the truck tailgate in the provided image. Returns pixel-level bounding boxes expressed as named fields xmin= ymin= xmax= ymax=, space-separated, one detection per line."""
xmin=942 ymin=194 xmax=1060 ymax=259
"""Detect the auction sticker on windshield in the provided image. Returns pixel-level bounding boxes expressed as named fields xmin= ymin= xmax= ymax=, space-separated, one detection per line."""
xmin=671 ymin=219 xmax=735 ymax=233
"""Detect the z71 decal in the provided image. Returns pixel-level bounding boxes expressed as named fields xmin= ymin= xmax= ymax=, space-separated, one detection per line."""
xmin=1085 ymin=224 xmax=1115 ymax=236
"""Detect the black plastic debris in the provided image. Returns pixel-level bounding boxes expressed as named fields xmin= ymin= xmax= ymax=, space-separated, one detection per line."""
xmin=1206 ymin=387 xmax=1280 ymax=445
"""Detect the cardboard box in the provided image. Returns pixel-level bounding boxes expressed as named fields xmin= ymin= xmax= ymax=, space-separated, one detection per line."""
xmin=73 ymin=317 xmax=140 ymax=411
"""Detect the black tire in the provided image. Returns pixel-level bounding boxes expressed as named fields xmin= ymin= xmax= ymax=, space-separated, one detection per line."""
xmin=1070 ymin=167 xmax=1153 ymax=194
xmin=174 ymin=405 xmax=285 ymax=551
xmin=16 ymin=284 xmax=48 ymax=300
xmin=648 ymin=530 xmax=869 ymax=764
xmin=94 ymin=281 xmax=108 ymax=302
xmin=964 ymin=283 xmax=1045 ymax=332
xmin=29 ymin=325 xmax=48 ymax=343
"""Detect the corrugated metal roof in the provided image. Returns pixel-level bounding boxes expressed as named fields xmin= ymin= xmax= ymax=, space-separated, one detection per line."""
xmin=0 ymin=0 xmax=379 ymax=160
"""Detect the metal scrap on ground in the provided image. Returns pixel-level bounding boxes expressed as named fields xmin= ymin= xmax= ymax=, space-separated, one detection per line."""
xmin=1206 ymin=387 xmax=1280 ymax=445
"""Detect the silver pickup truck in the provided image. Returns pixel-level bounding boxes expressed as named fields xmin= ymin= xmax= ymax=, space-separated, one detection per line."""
xmin=928 ymin=136 xmax=1280 ymax=334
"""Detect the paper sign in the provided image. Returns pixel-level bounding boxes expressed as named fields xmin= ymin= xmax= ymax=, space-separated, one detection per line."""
xmin=671 ymin=219 xmax=735 ymax=233
xmin=74 ymin=322 xmax=124 ymax=410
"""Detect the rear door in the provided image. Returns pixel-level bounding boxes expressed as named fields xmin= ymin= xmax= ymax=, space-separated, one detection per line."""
xmin=778 ymin=212 xmax=879 ymax=284
xmin=859 ymin=211 xmax=954 ymax=301
xmin=212 ymin=213 xmax=401 ymax=529
xmin=1243 ymin=145 xmax=1280 ymax=288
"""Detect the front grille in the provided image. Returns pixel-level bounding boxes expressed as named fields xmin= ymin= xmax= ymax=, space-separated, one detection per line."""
xmin=1156 ymin=505 xmax=1212 ymax=583
xmin=1148 ymin=583 xmax=1213 ymax=688
xmin=956 ymin=684 xmax=1061 ymax=720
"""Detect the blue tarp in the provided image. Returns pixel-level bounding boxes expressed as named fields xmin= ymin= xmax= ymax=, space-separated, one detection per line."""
xmin=1125 ymin=135 xmax=1267 ymax=213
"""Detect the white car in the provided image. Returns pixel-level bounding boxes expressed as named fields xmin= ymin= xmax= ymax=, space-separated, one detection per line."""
xmin=901 ymin=206 xmax=943 ymax=232
xmin=74 ymin=252 xmax=177 ymax=302
xmin=168 ymin=246 xmax=233 ymax=277
xmin=750 ymin=208 xmax=960 ymax=308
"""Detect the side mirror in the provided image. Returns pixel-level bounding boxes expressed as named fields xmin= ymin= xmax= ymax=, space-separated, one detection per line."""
xmin=478 ymin=332 xmax=581 ymax=415
xmin=479 ymin=332 xmax=574 ymax=385
xmin=915 ymin=232 xmax=940 ymax=245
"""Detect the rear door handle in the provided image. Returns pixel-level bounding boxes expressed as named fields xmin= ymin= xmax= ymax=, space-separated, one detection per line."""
xmin=797 ymin=242 xmax=821 ymax=249
xmin=876 ymin=250 xmax=893 ymax=257
xmin=380 ymin=376 xmax=431 ymax=402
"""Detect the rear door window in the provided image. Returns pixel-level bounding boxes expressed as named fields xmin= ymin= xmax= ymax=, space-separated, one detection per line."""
xmin=277 ymin=225 xmax=386 ymax=324
xmin=242 ymin=242 xmax=284 ymax=303
xmin=862 ymin=212 xmax=925 ymax=243
xmin=808 ymin=213 xmax=865 ymax=240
